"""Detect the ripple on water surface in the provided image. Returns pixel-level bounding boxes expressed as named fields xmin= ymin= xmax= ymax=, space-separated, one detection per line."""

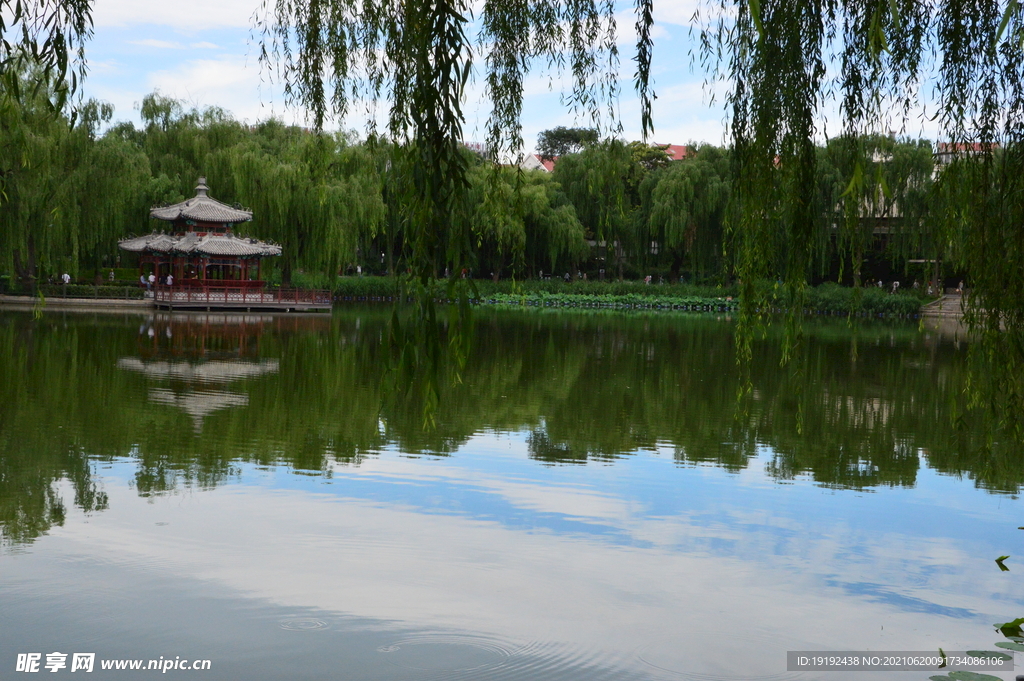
xmin=376 ymin=634 xmax=515 ymax=673
xmin=375 ymin=635 xmax=647 ymax=681
xmin=637 ymin=630 xmax=809 ymax=680
xmin=279 ymin=617 xmax=330 ymax=632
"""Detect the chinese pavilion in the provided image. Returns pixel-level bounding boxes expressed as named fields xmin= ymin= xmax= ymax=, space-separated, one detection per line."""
xmin=119 ymin=177 xmax=280 ymax=287
xmin=117 ymin=180 xmax=328 ymax=311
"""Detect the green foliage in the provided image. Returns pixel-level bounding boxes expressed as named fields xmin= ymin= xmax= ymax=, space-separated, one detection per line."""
xmin=641 ymin=146 xmax=730 ymax=280
xmin=0 ymin=0 xmax=92 ymax=112
xmin=536 ymin=127 xmax=599 ymax=161
xmin=485 ymin=291 xmax=737 ymax=312
xmin=330 ymin=276 xmax=737 ymax=301
xmin=229 ymin=129 xmax=385 ymax=284
xmin=995 ymin=617 xmax=1024 ymax=638
xmin=468 ymin=165 xmax=588 ymax=278
xmin=0 ymin=74 xmax=951 ymax=306
xmin=0 ymin=70 xmax=150 ymax=285
xmin=327 ymin=276 xmax=919 ymax=316
xmin=801 ymin=282 xmax=921 ymax=316
xmin=553 ymin=140 xmax=638 ymax=278
xmin=815 ymin=135 xmax=936 ymax=285
xmin=34 ymin=284 xmax=144 ymax=300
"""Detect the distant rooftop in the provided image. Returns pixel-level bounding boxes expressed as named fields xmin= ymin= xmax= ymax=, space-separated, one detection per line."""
xmin=658 ymin=144 xmax=690 ymax=161
xmin=521 ymin=154 xmax=557 ymax=172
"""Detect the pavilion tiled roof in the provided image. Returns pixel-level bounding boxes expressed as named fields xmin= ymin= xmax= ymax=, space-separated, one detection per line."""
xmin=120 ymin=177 xmax=279 ymax=257
xmin=118 ymin=232 xmax=282 ymax=257
xmin=149 ymin=177 xmax=253 ymax=224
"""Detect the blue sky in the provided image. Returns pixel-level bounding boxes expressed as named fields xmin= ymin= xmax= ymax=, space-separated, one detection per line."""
xmin=81 ymin=0 xmax=730 ymax=152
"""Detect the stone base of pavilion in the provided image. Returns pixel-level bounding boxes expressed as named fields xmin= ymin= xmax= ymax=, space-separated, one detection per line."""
xmin=154 ymin=285 xmax=331 ymax=312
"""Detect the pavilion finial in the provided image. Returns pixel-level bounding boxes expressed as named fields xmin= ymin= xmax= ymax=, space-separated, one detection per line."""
xmin=195 ymin=177 xmax=209 ymax=198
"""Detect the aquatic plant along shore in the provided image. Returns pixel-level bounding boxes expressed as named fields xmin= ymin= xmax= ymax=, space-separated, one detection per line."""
xmin=322 ymin=277 xmax=925 ymax=316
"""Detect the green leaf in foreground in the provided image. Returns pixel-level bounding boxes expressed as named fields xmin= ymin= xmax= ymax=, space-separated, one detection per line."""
xmin=995 ymin=555 xmax=1010 ymax=571
xmin=994 ymin=641 xmax=1024 ymax=652
xmin=995 ymin=617 xmax=1024 ymax=637
xmin=964 ymin=650 xmax=1012 ymax=661
xmin=948 ymin=672 xmax=1004 ymax=681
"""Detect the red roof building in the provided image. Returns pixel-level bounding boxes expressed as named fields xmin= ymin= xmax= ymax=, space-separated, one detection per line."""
xmin=520 ymin=154 xmax=558 ymax=172
xmin=658 ymin=144 xmax=690 ymax=161
xmin=935 ymin=141 xmax=999 ymax=167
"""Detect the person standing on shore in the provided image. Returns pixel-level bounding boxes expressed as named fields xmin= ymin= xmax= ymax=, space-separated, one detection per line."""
xmin=148 ymin=273 xmax=156 ymax=291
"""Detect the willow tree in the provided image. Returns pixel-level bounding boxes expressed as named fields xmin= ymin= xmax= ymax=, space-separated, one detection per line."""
xmin=0 ymin=74 xmax=71 ymax=283
xmin=0 ymin=4 xmax=102 ymax=280
xmin=0 ymin=70 xmax=149 ymax=285
xmin=0 ymin=1 xmax=91 ymax=117
xmin=257 ymin=0 xmax=1024 ymax=428
xmin=135 ymin=93 xmax=250 ymax=201
xmin=553 ymin=141 xmax=638 ymax=279
xmin=229 ymin=131 xmax=385 ymax=285
xmin=640 ymin=146 xmax=731 ymax=282
xmin=469 ymin=165 xmax=588 ymax=280
xmin=258 ymin=0 xmax=654 ymax=421
xmin=694 ymin=0 xmax=1024 ymax=441
xmin=815 ymin=134 xmax=935 ymax=288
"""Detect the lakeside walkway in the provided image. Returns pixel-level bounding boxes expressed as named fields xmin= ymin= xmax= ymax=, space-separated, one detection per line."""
xmin=0 ymin=286 xmax=333 ymax=313
xmin=920 ymin=293 xmax=963 ymax=318
xmin=0 ymin=294 xmax=151 ymax=311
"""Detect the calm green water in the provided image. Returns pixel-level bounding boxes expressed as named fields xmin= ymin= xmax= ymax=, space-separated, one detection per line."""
xmin=1 ymin=308 xmax=1021 ymax=680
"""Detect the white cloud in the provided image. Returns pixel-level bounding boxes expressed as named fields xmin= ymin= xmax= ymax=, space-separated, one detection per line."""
xmin=653 ymin=0 xmax=701 ymax=26
xmin=614 ymin=9 xmax=672 ymax=47
xmin=83 ymin=0 xmax=728 ymax=140
xmin=129 ymin=39 xmax=185 ymax=49
xmin=29 ymin=466 xmax=1009 ymax=677
xmin=146 ymin=54 xmax=302 ymax=125
xmin=86 ymin=59 xmax=122 ymax=76
xmin=654 ymin=0 xmax=735 ymax=27
xmin=93 ymin=0 xmax=260 ymax=29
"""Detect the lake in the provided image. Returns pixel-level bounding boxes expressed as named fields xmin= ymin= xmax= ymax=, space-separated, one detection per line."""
xmin=1 ymin=307 xmax=1020 ymax=680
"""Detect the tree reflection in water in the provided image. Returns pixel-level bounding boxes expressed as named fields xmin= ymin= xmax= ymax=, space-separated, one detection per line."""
xmin=0 ymin=307 xmax=1014 ymax=548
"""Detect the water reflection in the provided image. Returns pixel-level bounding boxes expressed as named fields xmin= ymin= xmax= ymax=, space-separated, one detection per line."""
xmin=118 ymin=315 xmax=283 ymax=433
xmin=0 ymin=308 xmax=1018 ymax=549
xmin=0 ymin=308 xmax=1021 ymax=680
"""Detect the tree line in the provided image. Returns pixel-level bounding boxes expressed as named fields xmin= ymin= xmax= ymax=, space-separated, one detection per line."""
xmin=1 ymin=81 xmax=955 ymax=290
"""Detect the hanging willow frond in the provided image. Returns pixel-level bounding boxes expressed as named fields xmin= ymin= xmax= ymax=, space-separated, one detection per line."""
xmin=0 ymin=0 xmax=91 ymax=109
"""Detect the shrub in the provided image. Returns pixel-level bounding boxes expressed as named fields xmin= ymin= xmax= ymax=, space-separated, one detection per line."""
xmin=37 ymin=284 xmax=145 ymax=300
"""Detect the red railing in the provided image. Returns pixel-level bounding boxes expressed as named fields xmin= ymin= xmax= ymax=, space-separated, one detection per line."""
xmin=153 ymin=285 xmax=331 ymax=307
xmin=178 ymin=279 xmax=266 ymax=289
xmin=140 ymin=280 xmax=266 ymax=290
